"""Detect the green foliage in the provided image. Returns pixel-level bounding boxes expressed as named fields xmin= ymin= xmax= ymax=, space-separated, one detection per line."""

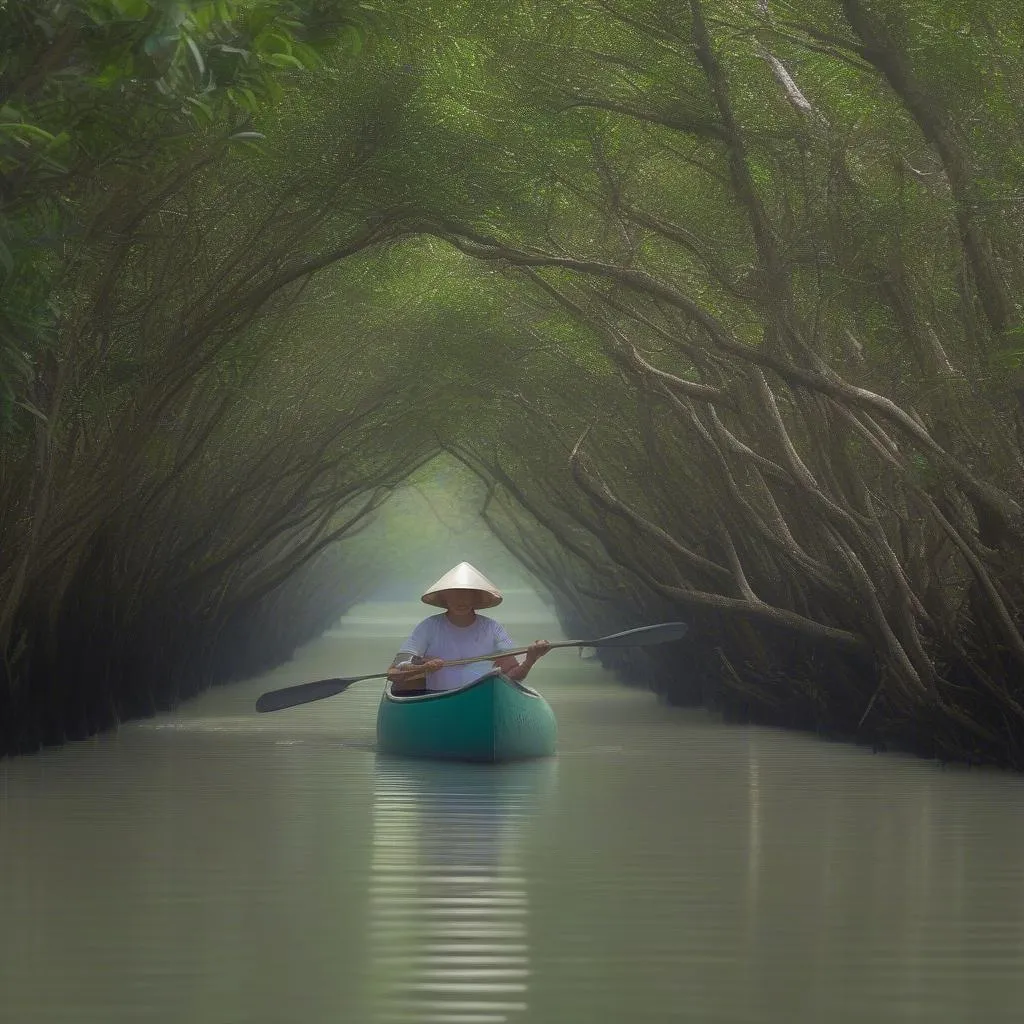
xmin=0 ymin=0 xmax=365 ymax=428
xmin=2 ymin=0 xmax=1024 ymax=761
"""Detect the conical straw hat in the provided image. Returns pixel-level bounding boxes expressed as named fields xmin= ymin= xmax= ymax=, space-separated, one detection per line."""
xmin=421 ymin=562 xmax=503 ymax=609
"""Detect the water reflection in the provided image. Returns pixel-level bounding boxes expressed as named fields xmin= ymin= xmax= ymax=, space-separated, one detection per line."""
xmin=6 ymin=611 xmax=1024 ymax=1023
xmin=368 ymin=757 xmax=556 ymax=1023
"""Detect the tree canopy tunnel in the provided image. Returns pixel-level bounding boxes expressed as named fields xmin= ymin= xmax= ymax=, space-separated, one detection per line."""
xmin=2 ymin=0 xmax=1024 ymax=765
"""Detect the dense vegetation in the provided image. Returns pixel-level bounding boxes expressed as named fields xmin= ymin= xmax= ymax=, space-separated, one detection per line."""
xmin=2 ymin=1 xmax=1023 ymax=765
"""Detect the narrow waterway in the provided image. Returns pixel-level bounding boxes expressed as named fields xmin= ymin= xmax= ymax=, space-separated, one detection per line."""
xmin=3 ymin=597 xmax=1024 ymax=1023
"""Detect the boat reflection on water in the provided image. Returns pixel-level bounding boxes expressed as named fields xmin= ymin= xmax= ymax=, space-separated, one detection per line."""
xmin=368 ymin=755 xmax=557 ymax=1023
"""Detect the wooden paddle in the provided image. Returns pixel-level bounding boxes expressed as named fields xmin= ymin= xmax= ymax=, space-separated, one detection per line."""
xmin=254 ymin=621 xmax=688 ymax=714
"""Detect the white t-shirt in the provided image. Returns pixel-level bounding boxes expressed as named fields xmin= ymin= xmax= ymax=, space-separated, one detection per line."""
xmin=396 ymin=613 xmax=517 ymax=691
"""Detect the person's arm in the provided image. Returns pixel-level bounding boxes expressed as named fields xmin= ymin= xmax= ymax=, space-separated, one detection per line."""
xmin=387 ymin=620 xmax=444 ymax=691
xmin=495 ymin=641 xmax=551 ymax=682
xmin=387 ymin=654 xmax=447 ymax=687
xmin=387 ymin=654 xmax=425 ymax=690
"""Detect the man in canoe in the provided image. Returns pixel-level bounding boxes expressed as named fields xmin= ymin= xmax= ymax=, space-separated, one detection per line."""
xmin=387 ymin=562 xmax=551 ymax=694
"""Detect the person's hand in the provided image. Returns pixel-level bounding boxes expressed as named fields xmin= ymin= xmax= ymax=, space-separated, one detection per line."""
xmin=388 ymin=658 xmax=444 ymax=681
xmin=525 ymin=641 xmax=551 ymax=665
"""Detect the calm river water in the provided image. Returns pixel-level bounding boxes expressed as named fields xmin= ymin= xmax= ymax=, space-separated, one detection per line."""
xmin=3 ymin=598 xmax=1024 ymax=1023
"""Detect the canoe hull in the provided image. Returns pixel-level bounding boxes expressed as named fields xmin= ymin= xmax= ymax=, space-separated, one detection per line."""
xmin=376 ymin=672 xmax=557 ymax=762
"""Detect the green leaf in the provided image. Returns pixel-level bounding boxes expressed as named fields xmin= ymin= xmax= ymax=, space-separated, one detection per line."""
xmin=15 ymin=400 xmax=48 ymax=423
xmin=92 ymin=58 xmax=134 ymax=87
xmin=290 ymin=42 xmax=321 ymax=68
xmin=184 ymin=96 xmax=214 ymax=122
xmin=185 ymin=34 xmax=206 ymax=75
xmin=111 ymin=0 xmax=151 ymax=19
xmin=226 ymin=86 xmax=258 ymax=112
xmin=0 ymin=123 xmax=58 ymax=143
xmin=255 ymin=32 xmax=294 ymax=56
xmin=263 ymin=52 xmax=304 ymax=69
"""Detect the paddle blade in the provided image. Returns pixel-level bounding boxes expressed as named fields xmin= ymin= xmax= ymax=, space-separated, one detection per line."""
xmin=255 ymin=677 xmax=354 ymax=713
xmin=590 ymin=622 xmax=689 ymax=647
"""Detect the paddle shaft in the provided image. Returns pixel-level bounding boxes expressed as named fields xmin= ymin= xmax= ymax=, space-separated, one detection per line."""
xmin=423 ymin=622 xmax=689 ymax=669
xmin=254 ymin=621 xmax=687 ymax=712
xmin=423 ymin=639 xmax=589 ymax=670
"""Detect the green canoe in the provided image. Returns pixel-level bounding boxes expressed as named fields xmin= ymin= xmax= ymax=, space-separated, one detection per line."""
xmin=376 ymin=671 xmax=557 ymax=762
